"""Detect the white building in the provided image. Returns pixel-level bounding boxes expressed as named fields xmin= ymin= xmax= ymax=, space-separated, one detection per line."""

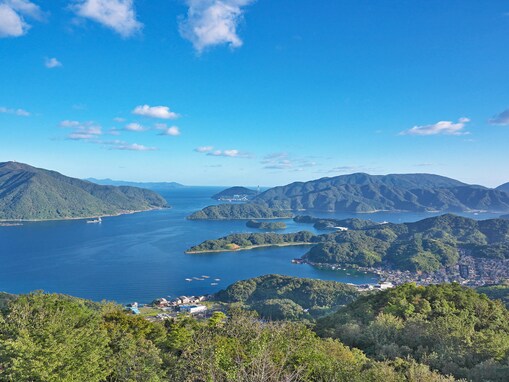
xmin=180 ymin=304 xmax=207 ymax=314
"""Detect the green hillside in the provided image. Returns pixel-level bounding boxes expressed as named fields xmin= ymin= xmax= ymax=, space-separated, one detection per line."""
xmin=214 ymin=274 xmax=360 ymax=320
xmin=0 ymin=162 xmax=168 ymax=220
xmin=188 ymin=203 xmax=293 ymax=220
xmin=315 ymin=283 xmax=509 ymax=381
xmin=253 ymin=173 xmax=509 ymax=213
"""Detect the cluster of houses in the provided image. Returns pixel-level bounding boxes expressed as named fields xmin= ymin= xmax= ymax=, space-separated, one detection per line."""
xmin=153 ymin=295 xmax=207 ymax=308
xmin=125 ymin=295 xmax=209 ymax=320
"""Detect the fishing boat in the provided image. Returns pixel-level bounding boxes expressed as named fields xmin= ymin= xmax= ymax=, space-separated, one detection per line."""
xmin=86 ymin=217 xmax=102 ymax=224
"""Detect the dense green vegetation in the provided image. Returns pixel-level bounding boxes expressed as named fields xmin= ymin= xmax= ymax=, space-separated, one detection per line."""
xmin=315 ymin=283 xmax=509 ymax=381
xmin=0 ymin=291 xmax=459 ymax=381
xmin=212 ymin=186 xmax=258 ymax=200
xmin=186 ymin=231 xmax=316 ymax=253
xmin=253 ymin=173 xmax=509 ymax=213
xmin=188 ymin=203 xmax=293 ymax=220
xmin=0 ymin=162 xmax=168 ymax=220
xmin=214 ymin=275 xmax=360 ymax=320
xmin=294 ymin=215 xmax=379 ymax=230
xmin=478 ymin=280 xmax=509 ymax=307
xmin=246 ymin=220 xmax=287 ymax=230
xmin=305 ymin=214 xmax=509 ymax=272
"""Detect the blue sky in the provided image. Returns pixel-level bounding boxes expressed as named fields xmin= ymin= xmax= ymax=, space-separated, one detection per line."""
xmin=1 ymin=0 xmax=509 ymax=187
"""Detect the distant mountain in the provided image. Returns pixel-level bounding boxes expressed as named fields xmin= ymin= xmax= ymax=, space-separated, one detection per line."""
xmin=253 ymin=173 xmax=509 ymax=213
xmin=0 ymin=162 xmax=169 ymax=220
xmin=212 ymin=186 xmax=258 ymax=201
xmin=497 ymin=182 xmax=509 ymax=193
xmin=86 ymin=178 xmax=185 ymax=190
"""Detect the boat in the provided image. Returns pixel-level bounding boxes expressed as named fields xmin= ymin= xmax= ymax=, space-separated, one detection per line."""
xmin=202 ymin=275 xmax=210 ymax=278
xmin=87 ymin=217 xmax=102 ymax=224
xmin=210 ymin=283 xmax=218 ymax=286
xmin=214 ymin=278 xmax=221 ymax=281
xmin=185 ymin=278 xmax=193 ymax=282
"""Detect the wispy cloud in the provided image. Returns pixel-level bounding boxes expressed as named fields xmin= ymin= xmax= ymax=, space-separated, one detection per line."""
xmin=60 ymin=120 xmax=102 ymax=140
xmin=207 ymin=149 xmax=250 ymax=158
xmin=179 ymin=0 xmax=254 ymax=53
xmin=124 ymin=122 xmax=146 ymax=132
xmin=195 ymin=146 xmax=214 ymax=153
xmin=44 ymin=57 xmax=62 ymax=68
xmin=489 ymin=108 xmax=509 ymax=126
xmin=0 ymin=106 xmax=30 ymax=116
xmin=400 ymin=117 xmax=470 ymax=136
xmin=261 ymin=152 xmax=317 ymax=171
xmin=0 ymin=0 xmax=45 ymax=38
xmin=110 ymin=142 xmax=156 ymax=151
xmin=73 ymin=0 xmax=142 ymax=38
xmin=156 ymin=123 xmax=181 ymax=136
xmin=132 ymin=104 xmax=179 ymax=119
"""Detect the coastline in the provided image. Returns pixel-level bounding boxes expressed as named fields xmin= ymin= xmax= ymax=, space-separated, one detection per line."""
xmin=0 ymin=206 xmax=168 ymax=223
xmin=185 ymin=242 xmax=315 ymax=254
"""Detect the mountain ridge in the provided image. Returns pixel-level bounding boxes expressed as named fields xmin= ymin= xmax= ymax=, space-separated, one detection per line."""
xmin=252 ymin=173 xmax=509 ymax=213
xmin=0 ymin=162 xmax=169 ymax=221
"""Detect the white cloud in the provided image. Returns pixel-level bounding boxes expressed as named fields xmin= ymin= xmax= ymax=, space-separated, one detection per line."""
xmin=489 ymin=108 xmax=509 ymax=126
xmin=110 ymin=143 xmax=156 ymax=151
xmin=113 ymin=117 xmax=125 ymax=122
xmin=0 ymin=0 xmax=45 ymax=38
xmin=207 ymin=149 xmax=250 ymax=158
xmin=125 ymin=122 xmax=146 ymax=132
xmin=73 ymin=0 xmax=142 ymax=37
xmin=132 ymin=104 xmax=179 ymax=119
xmin=261 ymin=152 xmax=318 ymax=170
xmin=0 ymin=106 xmax=30 ymax=116
xmin=179 ymin=0 xmax=254 ymax=53
xmin=156 ymin=124 xmax=181 ymax=136
xmin=45 ymin=57 xmax=62 ymax=68
xmin=60 ymin=120 xmax=102 ymax=140
xmin=400 ymin=117 xmax=471 ymax=136
xmin=194 ymin=146 xmax=214 ymax=153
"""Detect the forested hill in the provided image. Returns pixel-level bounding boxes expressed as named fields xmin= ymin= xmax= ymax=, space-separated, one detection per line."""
xmin=305 ymin=214 xmax=509 ymax=272
xmin=498 ymin=182 xmax=509 ymax=193
xmin=0 ymin=162 xmax=168 ymax=220
xmin=252 ymin=173 xmax=509 ymax=213
xmin=315 ymin=283 xmax=509 ymax=381
xmin=214 ymin=274 xmax=359 ymax=320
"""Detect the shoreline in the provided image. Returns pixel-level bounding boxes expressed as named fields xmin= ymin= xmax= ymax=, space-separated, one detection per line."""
xmin=185 ymin=242 xmax=315 ymax=254
xmin=0 ymin=206 xmax=168 ymax=223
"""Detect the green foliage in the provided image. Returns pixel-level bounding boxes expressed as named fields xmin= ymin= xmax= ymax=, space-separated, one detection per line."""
xmin=214 ymin=274 xmax=359 ymax=320
xmin=478 ymin=280 xmax=509 ymax=307
xmin=315 ymin=283 xmax=509 ymax=381
xmin=0 ymin=289 xmax=463 ymax=381
xmin=0 ymin=162 xmax=168 ymax=220
xmin=305 ymin=214 xmax=509 ymax=272
xmin=188 ymin=203 xmax=293 ymax=220
xmin=0 ymin=292 xmax=110 ymax=381
xmin=246 ymin=219 xmax=287 ymax=230
xmin=187 ymin=231 xmax=316 ymax=252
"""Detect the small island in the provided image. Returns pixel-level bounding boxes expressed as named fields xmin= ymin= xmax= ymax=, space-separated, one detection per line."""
xmin=188 ymin=203 xmax=293 ymax=220
xmin=185 ymin=231 xmax=316 ymax=253
xmin=212 ymin=186 xmax=258 ymax=202
xmin=246 ymin=220 xmax=287 ymax=230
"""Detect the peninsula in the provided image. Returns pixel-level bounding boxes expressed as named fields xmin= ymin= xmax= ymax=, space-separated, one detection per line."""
xmin=0 ymin=162 xmax=169 ymax=221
